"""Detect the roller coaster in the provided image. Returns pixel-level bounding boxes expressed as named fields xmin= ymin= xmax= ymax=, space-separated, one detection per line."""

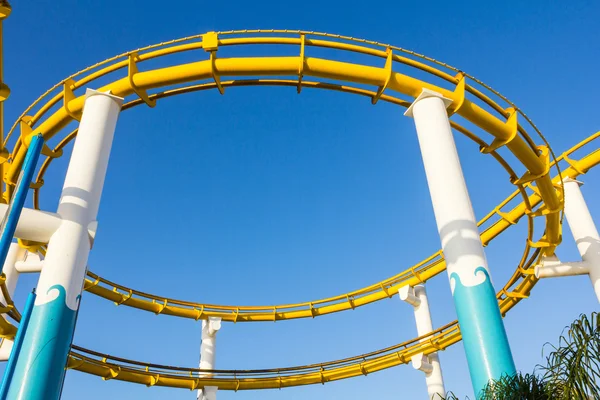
xmin=0 ymin=10 xmax=598 ymax=400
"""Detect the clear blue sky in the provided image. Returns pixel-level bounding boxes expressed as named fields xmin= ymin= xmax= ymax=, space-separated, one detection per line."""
xmin=3 ymin=0 xmax=600 ymax=399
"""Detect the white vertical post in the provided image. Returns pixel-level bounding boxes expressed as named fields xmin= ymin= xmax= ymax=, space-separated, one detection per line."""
xmin=399 ymin=285 xmax=445 ymax=399
xmin=0 ymin=243 xmax=24 ymax=305
xmin=563 ymin=178 xmax=600 ymax=301
xmin=6 ymin=89 xmax=123 ymax=400
xmin=405 ymin=89 xmax=515 ymax=397
xmin=0 ymin=243 xmax=24 ymax=361
xmin=0 ymin=337 xmax=12 ymax=361
xmin=198 ymin=317 xmax=221 ymax=400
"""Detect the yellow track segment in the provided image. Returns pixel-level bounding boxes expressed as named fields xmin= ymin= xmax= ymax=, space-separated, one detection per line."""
xmin=62 ymin=136 xmax=600 ymax=389
xmin=38 ymin=81 xmax=527 ymax=321
xmin=3 ymin=30 xmax=596 ymax=389
xmin=13 ymin=29 xmax=570 ymax=322
xmin=0 ymin=134 xmax=595 ymax=389
xmin=8 ymin=30 xmax=561 ymax=257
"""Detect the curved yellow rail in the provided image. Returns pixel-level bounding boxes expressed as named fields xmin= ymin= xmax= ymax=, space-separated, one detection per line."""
xmin=8 ymin=30 xmax=561 ymax=258
xmin=39 ymin=82 xmax=528 ymax=322
xmin=14 ymin=29 xmax=570 ymax=322
xmin=4 ymin=82 xmax=538 ymax=332
xmin=73 ymin=96 xmax=578 ymax=322
xmin=0 ymin=134 xmax=591 ymax=386
xmin=1 ymin=97 xmax=596 ymax=391
xmin=61 ymin=135 xmax=600 ymax=389
xmin=4 ymin=30 xmax=595 ymax=390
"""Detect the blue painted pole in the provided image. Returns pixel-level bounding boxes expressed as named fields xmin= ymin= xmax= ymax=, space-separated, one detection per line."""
xmin=0 ymin=133 xmax=44 ymax=274
xmin=406 ymin=90 xmax=516 ymax=398
xmin=0 ymin=290 xmax=37 ymax=398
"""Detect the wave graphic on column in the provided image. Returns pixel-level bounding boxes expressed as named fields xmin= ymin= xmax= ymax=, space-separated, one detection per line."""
xmin=6 ymin=285 xmax=78 ymax=400
xmin=451 ymin=267 xmax=516 ymax=398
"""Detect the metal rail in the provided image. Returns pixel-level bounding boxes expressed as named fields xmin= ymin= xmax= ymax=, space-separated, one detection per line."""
xmin=1 ymin=30 xmax=596 ymax=390
xmin=0 ymin=134 xmax=596 ymax=388
xmin=61 ymin=138 xmax=600 ymax=389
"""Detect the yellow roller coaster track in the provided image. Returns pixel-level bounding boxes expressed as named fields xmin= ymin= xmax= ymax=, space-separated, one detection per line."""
xmin=13 ymin=30 xmax=565 ymax=322
xmin=49 ymin=88 xmax=534 ymax=323
xmin=65 ymin=135 xmax=600 ymax=389
xmin=0 ymin=30 xmax=597 ymax=390
xmin=82 ymin=131 xmax=595 ymax=322
xmin=47 ymin=134 xmax=600 ymax=389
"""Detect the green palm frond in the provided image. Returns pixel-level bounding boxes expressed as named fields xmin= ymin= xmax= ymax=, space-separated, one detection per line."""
xmin=542 ymin=312 xmax=600 ymax=399
xmin=480 ymin=373 xmax=553 ymax=399
xmin=438 ymin=312 xmax=600 ymax=399
xmin=435 ymin=391 xmax=461 ymax=400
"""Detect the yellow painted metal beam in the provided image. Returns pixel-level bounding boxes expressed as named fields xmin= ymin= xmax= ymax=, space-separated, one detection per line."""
xmin=3 ymin=30 xmax=595 ymax=390
xmin=1 ymin=127 xmax=597 ymax=391
xmin=58 ymin=138 xmax=600 ymax=389
xmin=3 ymin=32 xmax=561 ymax=258
xmin=27 ymin=80 xmax=527 ymax=322
xmin=78 ymin=132 xmax=598 ymax=322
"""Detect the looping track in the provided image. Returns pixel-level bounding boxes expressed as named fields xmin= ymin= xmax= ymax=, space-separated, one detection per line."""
xmin=64 ymin=133 xmax=600 ymax=389
xmin=1 ymin=30 xmax=598 ymax=390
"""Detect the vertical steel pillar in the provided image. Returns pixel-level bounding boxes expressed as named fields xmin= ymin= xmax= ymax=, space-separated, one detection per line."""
xmin=405 ymin=89 xmax=516 ymax=397
xmin=198 ymin=317 xmax=221 ymax=400
xmin=563 ymin=178 xmax=600 ymax=301
xmin=399 ymin=284 xmax=445 ymax=399
xmin=5 ymin=89 xmax=123 ymax=400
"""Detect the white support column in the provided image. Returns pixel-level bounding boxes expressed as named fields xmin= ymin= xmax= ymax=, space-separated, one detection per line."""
xmin=0 ymin=243 xmax=24 ymax=306
xmin=198 ymin=317 xmax=222 ymax=400
xmin=0 ymin=243 xmax=25 ymax=361
xmin=6 ymin=89 xmax=124 ymax=400
xmin=558 ymin=178 xmax=600 ymax=301
xmin=535 ymin=178 xmax=600 ymax=302
xmin=0 ymin=339 xmax=12 ymax=361
xmin=405 ymin=89 xmax=516 ymax=396
xmin=0 ymin=247 xmax=46 ymax=362
xmin=399 ymin=285 xmax=445 ymax=399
